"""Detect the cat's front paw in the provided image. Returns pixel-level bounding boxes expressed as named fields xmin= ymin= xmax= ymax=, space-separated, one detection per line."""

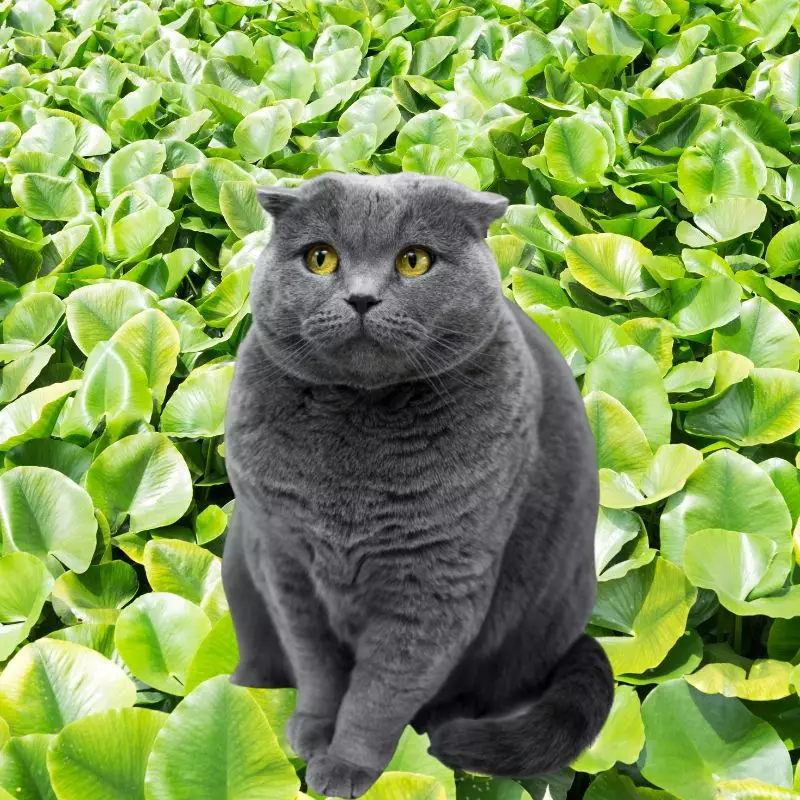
xmin=286 ymin=711 xmax=335 ymax=761
xmin=305 ymin=752 xmax=381 ymax=799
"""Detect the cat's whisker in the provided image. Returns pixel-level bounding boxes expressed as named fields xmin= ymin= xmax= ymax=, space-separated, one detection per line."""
xmin=417 ymin=336 xmax=498 ymax=392
xmin=255 ymin=336 xmax=320 ymax=383
xmin=395 ymin=341 xmax=456 ymax=410
xmin=406 ymin=345 xmax=460 ymax=410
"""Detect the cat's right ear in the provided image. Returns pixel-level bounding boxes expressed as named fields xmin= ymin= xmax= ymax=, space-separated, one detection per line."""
xmin=257 ymin=186 xmax=298 ymax=218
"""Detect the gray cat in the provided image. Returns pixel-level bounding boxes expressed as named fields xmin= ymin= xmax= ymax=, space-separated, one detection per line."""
xmin=221 ymin=171 xmax=613 ymax=799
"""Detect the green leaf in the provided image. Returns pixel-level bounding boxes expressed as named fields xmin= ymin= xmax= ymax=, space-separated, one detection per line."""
xmin=565 ymin=234 xmax=652 ymax=300
xmin=559 ymin=307 xmax=633 ymax=361
xmin=0 ymin=639 xmax=136 ymax=735
xmin=685 ymin=529 xmax=777 ymax=603
xmin=360 ymin=773 xmax=448 ymax=800
xmin=544 ymin=117 xmax=609 ymax=185
xmin=233 ymin=105 xmax=293 ymax=163
xmin=591 ymin=557 xmax=696 ymax=676
xmin=115 ymin=592 xmax=211 ymax=696
xmin=0 ymin=381 xmax=81 ymax=452
xmin=661 ymin=449 xmax=792 ymax=592
xmin=75 ymin=55 xmax=127 ymax=95
xmin=587 ymin=12 xmax=642 ymax=59
xmin=684 ymin=529 xmax=800 ymax=618
xmin=571 ymin=685 xmax=644 ymax=773
xmin=639 ymin=679 xmax=792 ymax=800
xmin=184 ymin=612 xmax=239 ymax=694
xmin=52 ymin=561 xmax=138 ymax=624
xmin=16 ymin=117 xmax=75 ymax=158
xmin=160 ymin=361 xmax=235 ymax=438
xmin=584 ymin=346 xmax=671 ymax=450
xmin=338 ymin=94 xmax=401 ymax=147
xmin=386 ymin=727 xmax=456 ymax=800
xmin=715 ymin=780 xmax=800 ymax=799
xmin=47 ymin=707 xmax=167 ymax=800
xmin=144 ymin=675 xmax=300 ymax=799
xmin=402 ymin=145 xmax=480 ymax=190
xmin=740 ymin=0 xmax=800 ymax=53
xmin=652 ymin=57 xmax=717 ymax=101
xmin=0 ymin=551 xmax=54 ymax=660
xmin=0 ymin=466 xmax=97 ymax=574
xmin=595 ymin=507 xmax=641 ymax=577
xmin=685 ymin=368 xmax=800 ymax=446
xmin=65 ymin=280 xmax=157 ymax=356
xmin=693 ymin=199 xmax=768 ymax=243
xmin=194 ymin=504 xmax=228 ymax=545
xmin=59 ymin=339 xmax=152 ymax=442
xmin=766 ymin=221 xmax=800 ymax=277
xmin=677 ymin=127 xmax=767 ymax=214
xmin=103 ymin=192 xmax=174 ymax=262
xmin=0 ymin=347 xmax=52 ymax=403
xmin=1 ymin=291 xmax=64 ymax=350
xmin=395 ymin=111 xmax=458 ymax=159
xmin=11 ymin=174 xmax=86 ymax=221
xmin=601 ymin=444 xmax=704 ymax=510
xmin=110 ymin=309 xmax=179 ymax=407
xmin=85 ymin=433 xmax=193 ymax=534
xmin=190 ymin=158 xmax=252 ymax=214
xmin=667 ymin=275 xmax=742 ymax=336
xmin=8 ymin=0 xmax=54 ymax=35
xmin=144 ymin=539 xmax=221 ymax=607
xmin=5 ymin=439 xmax=92 ymax=485
xmin=107 ymin=82 xmax=161 ymax=137
xmin=219 ymin=182 xmax=268 ymax=240
xmin=585 ymin=391 xmax=653 ymax=483
xmin=686 ymin=659 xmax=794 ymax=701
xmin=712 ymin=297 xmax=800 ymax=370
xmin=453 ymin=59 xmax=525 ymax=109
xmin=96 ymin=140 xmax=166 ymax=207
xmin=0 ymin=733 xmax=55 ymax=800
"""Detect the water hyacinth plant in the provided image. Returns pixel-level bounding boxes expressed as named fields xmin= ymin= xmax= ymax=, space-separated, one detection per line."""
xmin=1 ymin=0 xmax=800 ymax=797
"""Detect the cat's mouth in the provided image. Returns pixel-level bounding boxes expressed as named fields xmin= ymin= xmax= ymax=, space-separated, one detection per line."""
xmin=348 ymin=324 xmax=382 ymax=345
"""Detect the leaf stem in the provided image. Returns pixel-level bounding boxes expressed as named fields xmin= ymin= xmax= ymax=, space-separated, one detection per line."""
xmin=734 ymin=614 xmax=743 ymax=654
xmin=201 ymin=435 xmax=216 ymax=502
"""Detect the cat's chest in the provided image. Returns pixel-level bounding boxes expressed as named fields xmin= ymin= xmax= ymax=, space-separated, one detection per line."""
xmin=227 ymin=364 xmax=536 ymax=549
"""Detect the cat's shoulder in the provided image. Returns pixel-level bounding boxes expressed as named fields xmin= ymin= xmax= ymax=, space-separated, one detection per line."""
xmin=502 ymin=297 xmax=580 ymax=393
xmin=226 ymin=329 xmax=299 ymax=421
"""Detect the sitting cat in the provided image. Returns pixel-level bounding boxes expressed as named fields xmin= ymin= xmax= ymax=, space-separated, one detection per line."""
xmin=221 ymin=171 xmax=613 ymax=799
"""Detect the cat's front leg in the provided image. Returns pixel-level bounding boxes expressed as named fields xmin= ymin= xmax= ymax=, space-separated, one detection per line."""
xmin=304 ymin=584 xmax=488 ymax=798
xmin=262 ymin=550 xmax=353 ymax=761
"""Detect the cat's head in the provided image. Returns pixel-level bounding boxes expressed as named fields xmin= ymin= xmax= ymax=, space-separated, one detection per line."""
xmin=250 ymin=171 xmax=508 ymax=389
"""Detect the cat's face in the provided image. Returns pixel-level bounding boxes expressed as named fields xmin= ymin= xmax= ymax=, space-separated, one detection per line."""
xmin=250 ymin=172 xmax=508 ymax=389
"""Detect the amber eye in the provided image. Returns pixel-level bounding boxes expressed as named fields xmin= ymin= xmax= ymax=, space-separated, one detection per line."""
xmin=304 ymin=244 xmax=339 ymax=275
xmin=396 ymin=247 xmax=432 ymax=278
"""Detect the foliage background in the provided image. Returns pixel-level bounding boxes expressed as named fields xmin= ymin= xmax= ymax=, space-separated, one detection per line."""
xmin=1 ymin=0 xmax=800 ymax=797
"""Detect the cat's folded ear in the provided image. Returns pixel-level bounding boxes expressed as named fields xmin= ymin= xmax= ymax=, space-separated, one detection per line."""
xmin=448 ymin=185 xmax=509 ymax=235
xmin=468 ymin=190 xmax=509 ymax=228
xmin=257 ymin=186 xmax=298 ymax=218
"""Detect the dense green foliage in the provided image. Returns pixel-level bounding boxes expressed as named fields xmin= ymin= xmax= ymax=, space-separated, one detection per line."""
xmin=1 ymin=0 xmax=800 ymax=797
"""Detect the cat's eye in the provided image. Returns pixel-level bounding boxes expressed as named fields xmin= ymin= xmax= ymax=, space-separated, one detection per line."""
xmin=304 ymin=244 xmax=339 ymax=275
xmin=396 ymin=247 xmax=432 ymax=278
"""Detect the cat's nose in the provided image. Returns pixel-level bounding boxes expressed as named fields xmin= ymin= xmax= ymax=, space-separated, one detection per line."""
xmin=345 ymin=294 xmax=382 ymax=315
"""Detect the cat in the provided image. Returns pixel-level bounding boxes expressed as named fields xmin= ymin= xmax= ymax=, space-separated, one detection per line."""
xmin=221 ymin=171 xmax=614 ymax=799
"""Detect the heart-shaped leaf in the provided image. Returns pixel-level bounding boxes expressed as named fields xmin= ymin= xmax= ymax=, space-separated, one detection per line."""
xmin=144 ymin=675 xmax=300 ymax=798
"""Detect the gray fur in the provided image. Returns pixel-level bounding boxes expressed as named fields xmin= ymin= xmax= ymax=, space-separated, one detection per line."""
xmin=221 ymin=171 xmax=613 ymax=798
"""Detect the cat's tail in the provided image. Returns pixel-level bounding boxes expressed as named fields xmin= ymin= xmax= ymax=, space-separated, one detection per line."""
xmin=426 ymin=634 xmax=614 ymax=778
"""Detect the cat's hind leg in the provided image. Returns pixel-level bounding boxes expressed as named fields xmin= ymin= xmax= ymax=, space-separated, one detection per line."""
xmin=221 ymin=510 xmax=295 ymax=689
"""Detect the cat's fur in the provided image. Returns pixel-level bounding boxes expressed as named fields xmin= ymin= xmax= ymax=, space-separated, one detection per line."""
xmin=221 ymin=171 xmax=613 ymax=799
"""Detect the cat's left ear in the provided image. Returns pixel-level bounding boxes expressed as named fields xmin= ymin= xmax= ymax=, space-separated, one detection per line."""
xmin=452 ymin=187 xmax=509 ymax=235
xmin=257 ymin=186 xmax=298 ymax=218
